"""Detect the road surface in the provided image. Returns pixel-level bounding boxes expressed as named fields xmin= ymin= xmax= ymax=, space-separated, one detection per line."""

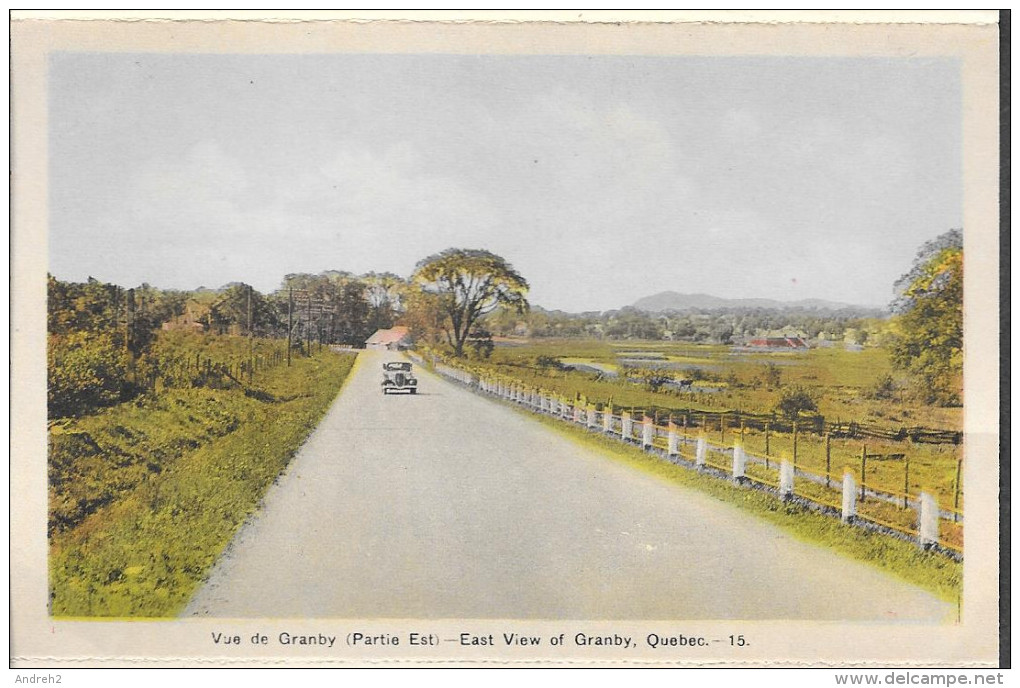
xmin=185 ymin=350 xmax=952 ymax=620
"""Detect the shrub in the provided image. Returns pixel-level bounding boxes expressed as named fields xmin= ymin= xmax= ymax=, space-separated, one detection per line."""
xmin=759 ymin=363 xmax=782 ymax=389
xmin=48 ymin=332 xmax=130 ymax=418
xmin=865 ymin=373 xmax=898 ymax=400
xmin=775 ymin=386 xmax=818 ymax=419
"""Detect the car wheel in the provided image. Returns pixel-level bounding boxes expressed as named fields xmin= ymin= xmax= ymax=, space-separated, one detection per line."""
xmin=410 ymin=388 xmax=417 ymax=394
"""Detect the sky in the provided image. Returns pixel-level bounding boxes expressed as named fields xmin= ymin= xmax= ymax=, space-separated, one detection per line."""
xmin=48 ymin=53 xmax=961 ymax=312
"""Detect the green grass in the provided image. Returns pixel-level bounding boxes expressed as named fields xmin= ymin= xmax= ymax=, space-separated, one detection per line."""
xmin=481 ymin=339 xmax=962 ymax=429
xmin=48 ymin=348 xmax=357 ymax=617
xmin=517 ymin=407 xmax=962 ymax=604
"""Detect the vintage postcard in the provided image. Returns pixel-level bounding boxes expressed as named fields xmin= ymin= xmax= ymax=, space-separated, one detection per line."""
xmin=10 ymin=11 xmax=1002 ymax=669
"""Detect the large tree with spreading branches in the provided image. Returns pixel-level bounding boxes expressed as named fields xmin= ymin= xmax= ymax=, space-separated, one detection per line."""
xmin=411 ymin=248 xmax=529 ymax=357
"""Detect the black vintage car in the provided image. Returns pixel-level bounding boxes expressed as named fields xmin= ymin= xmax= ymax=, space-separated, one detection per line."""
xmin=381 ymin=361 xmax=418 ymax=394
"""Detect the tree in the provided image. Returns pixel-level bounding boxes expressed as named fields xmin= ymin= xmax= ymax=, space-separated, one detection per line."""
xmin=889 ymin=229 xmax=962 ymax=405
xmin=208 ymin=283 xmax=279 ymax=337
xmin=399 ymin=286 xmax=445 ymax=347
xmin=361 ymin=271 xmax=404 ymax=333
xmin=412 ymin=248 xmax=529 ymax=357
xmin=775 ymin=386 xmax=818 ymax=419
xmin=333 ymin=280 xmax=371 ymax=345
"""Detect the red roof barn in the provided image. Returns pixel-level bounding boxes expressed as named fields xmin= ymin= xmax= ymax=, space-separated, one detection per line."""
xmin=748 ymin=336 xmax=809 ymax=349
xmin=365 ymin=326 xmax=412 ymax=351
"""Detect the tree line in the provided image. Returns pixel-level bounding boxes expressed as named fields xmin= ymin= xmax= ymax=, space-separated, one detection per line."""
xmin=47 ymin=229 xmax=963 ymax=417
xmin=482 ymin=304 xmax=884 ymax=344
xmin=46 ymin=271 xmax=403 ymax=417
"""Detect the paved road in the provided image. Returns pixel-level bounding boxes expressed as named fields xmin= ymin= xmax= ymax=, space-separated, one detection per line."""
xmin=185 ymin=350 xmax=952 ymax=620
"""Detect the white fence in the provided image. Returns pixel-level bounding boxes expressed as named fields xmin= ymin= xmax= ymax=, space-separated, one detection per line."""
xmin=419 ymin=356 xmax=957 ymax=558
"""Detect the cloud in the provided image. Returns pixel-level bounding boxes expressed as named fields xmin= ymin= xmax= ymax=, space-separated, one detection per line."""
xmin=48 ymin=55 xmax=960 ymax=312
xmin=81 ymin=139 xmax=501 ymax=292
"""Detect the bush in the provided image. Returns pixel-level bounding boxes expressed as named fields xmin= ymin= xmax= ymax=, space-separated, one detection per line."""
xmin=865 ymin=373 xmax=898 ymax=400
xmin=775 ymin=386 xmax=818 ymax=419
xmin=637 ymin=369 xmax=672 ymax=393
xmin=759 ymin=363 xmax=782 ymax=389
xmin=48 ymin=332 xmax=130 ymax=418
xmin=467 ymin=329 xmax=495 ymax=359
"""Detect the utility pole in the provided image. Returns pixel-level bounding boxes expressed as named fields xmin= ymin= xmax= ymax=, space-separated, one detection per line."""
xmin=125 ymin=288 xmax=134 ymax=355
xmin=247 ymin=284 xmax=254 ymax=383
xmin=287 ymin=288 xmax=293 ymax=366
xmin=305 ymin=292 xmax=312 ymax=356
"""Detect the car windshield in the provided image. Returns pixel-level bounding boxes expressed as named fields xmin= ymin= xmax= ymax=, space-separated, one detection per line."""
xmin=384 ymin=362 xmax=412 ymax=371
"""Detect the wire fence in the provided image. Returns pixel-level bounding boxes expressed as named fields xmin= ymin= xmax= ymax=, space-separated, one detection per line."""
xmin=419 ymin=355 xmax=963 ymax=559
xmin=133 ymin=340 xmax=310 ymax=396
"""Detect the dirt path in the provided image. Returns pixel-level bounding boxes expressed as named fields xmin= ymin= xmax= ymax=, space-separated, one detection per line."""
xmin=185 ymin=350 xmax=952 ymax=620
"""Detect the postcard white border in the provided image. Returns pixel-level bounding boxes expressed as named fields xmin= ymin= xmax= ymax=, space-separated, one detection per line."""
xmin=10 ymin=11 xmax=1001 ymax=667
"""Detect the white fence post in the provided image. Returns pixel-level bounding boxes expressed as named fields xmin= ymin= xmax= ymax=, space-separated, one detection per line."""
xmin=841 ymin=471 xmax=856 ymax=523
xmin=621 ymin=412 xmax=633 ymax=442
xmin=587 ymin=405 xmax=597 ymax=429
xmin=732 ymin=444 xmax=746 ymax=481
xmin=642 ymin=418 xmax=654 ymax=449
xmin=696 ymin=437 xmax=707 ymax=467
xmin=603 ymin=408 xmax=613 ymax=434
xmin=667 ymin=422 xmax=679 ymax=457
xmin=918 ymin=492 xmax=939 ymax=549
xmin=779 ymin=460 xmax=794 ymax=499
xmin=572 ymin=404 xmax=582 ymax=424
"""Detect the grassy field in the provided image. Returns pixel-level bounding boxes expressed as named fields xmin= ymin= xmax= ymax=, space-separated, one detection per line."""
xmin=515 ymin=407 xmax=962 ymax=604
xmin=48 ymin=343 xmax=357 ymax=617
xmin=483 ymin=339 xmax=961 ymax=429
xmin=432 ymin=338 xmax=964 ymax=528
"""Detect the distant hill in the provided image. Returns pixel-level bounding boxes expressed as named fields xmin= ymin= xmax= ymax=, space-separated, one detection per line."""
xmin=631 ymin=291 xmax=882 ymax=314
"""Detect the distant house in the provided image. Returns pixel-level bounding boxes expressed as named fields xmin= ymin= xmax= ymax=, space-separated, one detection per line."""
xmin=748 ymin=336 xmax=809 ymax=350
xmin=161 ymin=300 xmax=209 ymax=333
xmin=365 ymin=326 xmax=412 ymax=351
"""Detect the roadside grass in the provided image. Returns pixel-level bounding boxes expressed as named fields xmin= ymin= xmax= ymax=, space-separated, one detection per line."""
xmin=48 ymin=350 xmax=357 ymax=617
xmin=511 ymin=405 xmax=962 ymax=604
